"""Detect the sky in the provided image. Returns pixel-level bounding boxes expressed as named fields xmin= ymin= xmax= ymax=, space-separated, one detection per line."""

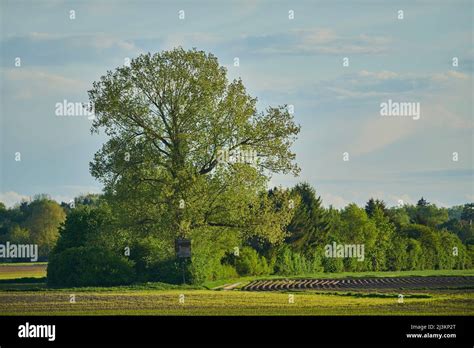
xmin=0 ymin=0 xmax=473 ymax=208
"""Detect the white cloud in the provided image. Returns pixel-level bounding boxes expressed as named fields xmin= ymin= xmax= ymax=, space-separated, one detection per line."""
xmin=299 ymin=29 xmax=337 ymax=45
xmin=358 ymin=70 xmax=399 ymax=80
xmin=232 ymin=0 xmax=262 ymax=16
xmin=297 ymin=30 xmax=391 ymax=54
xmin=320 ymin=193 xmax=350 ymax=209
xmin=388 ymin=194 xmax=416 ymax=207
xmin=4 ymin=69 xmax=87 ymax=100
xmin=432 ymin=70 xmax=469 ymax=81
xmin=240 ymin=28 xmax=391 ymax=56
xmin=351 ymin=117 xmax=417 ymax=156
xmin=0 ymin=191 xmax=30 ymax=207
xmin=89 ymin=34 xmax=137 ymax=51
xmin=48 ymin=185 xmax=102 ymax=204
xmin=162 ymin=32 xmax=222 ymax=50
xmin=315 ymin=69 xmax=472 ymax=156
xmin=0 ymin=186 xmax=102 ymax=208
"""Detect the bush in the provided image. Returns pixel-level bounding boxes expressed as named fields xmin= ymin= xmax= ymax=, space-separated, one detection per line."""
xmin=405 ymin=238 xmax=423 ymax=270
xmin=53 ymin=204 xmax=116 ymax=255
xmin=129 ymin=236 xmax=173 ymax=282
xmin=215 ymin=264 xmax=239 ymax=279
xmin=235 ymin=247 xmax=271 ymax=276
xmin=322 ymin=255 xmax=344 ymax=273
xmin=386 ymin=236 xmax=408 ymax=271
xmin=187 ymin=227 xmax=240 ymax=284
xmin=150 ymin=258 xmax=190 ymax=284
xmin=47 ymin=246 xmax=135 ymax=287
xmin=273 ymin=245 xmax=323 ymax=275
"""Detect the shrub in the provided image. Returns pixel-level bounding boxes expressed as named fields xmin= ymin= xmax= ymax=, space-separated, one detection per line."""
xmin=187 ymin=227 xmax=240 ymax=284
xmin=386 ymin=236 xmax=408 ymax=271
xmin=53 ymin=204 xmax=116 ymax=255
xmin=129 ymin=236 xmax=173 ymax=282
xmin=215 ymin=264 xmax=239 ymax=279
xmin=152 ymin=258 xmax=190 ymax=284
xmin=235 ymin=247 xmax=271 ymax=276
xmin=273 ymin=245 xmax=323 ymax=275
xmin=405 ymin=238 xmax=423 ymax=270
xmin=47 ymin=246 xmax=135 ymax=287
xmin=322 ymin=255 xmax=344 ymax=273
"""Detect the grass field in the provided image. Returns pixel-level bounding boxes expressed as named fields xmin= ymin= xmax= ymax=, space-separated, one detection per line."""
xmin=0 ymin=289 xmax=472 ymax=315
xmin=0 ymin=262 xmax=47 ymax=280
xmin=0 ymin=263 xmax=472 ymax=316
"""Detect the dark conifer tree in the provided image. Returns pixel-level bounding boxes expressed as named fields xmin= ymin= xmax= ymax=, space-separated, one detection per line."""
xmin=286 ymin=183 xmax=329 ymax=255
xmin=417 ymin=197 xmax=429 ymax=207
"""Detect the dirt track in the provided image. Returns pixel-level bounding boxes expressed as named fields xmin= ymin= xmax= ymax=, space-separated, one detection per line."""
xmin=242 ymin=276 xmax=474 ymax=291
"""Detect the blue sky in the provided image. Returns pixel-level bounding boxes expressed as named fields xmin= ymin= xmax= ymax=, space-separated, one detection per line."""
xmin=0 ymin=0 xmax=473 ymax=208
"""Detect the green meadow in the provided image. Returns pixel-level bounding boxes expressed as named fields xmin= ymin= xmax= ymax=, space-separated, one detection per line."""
xmin=0 ymin=263 xmax=472 ymax=316
xmin=0 ymin=289 xmax=472 ymax=316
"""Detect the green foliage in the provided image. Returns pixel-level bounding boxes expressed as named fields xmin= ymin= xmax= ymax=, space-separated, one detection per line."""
xmin=129 ymin=235 xmax=172 ymax=281
xmin=400 ymin=224 xmax=444 ymax=269
xmin=10 ymin=188 xmax=470 ymax=287
xmin=47 ymin=246 xmax=135 ymax=287
xmin=447 ymin=205 xmax=464 ymax=220
xmin=460 ymin=203 xmax=474 ymax=222
xmin=88 ymin=48 xmax=300 ymax=261
xmin=327 ymin=204 xmax=377 ymax=272
xmin=23 ymin=199 xmax=66 ymax=258
xmin=440 ymin=219 xmax=474 ymax=244
xmin=369 ymin=207 xmax=395 ymax=271
xmin=186 ymin=227 xmax=240 ymax=283
xmin=235 ymin=247 xmax=272 ymax=276
xmin=0 ymin=197 xmax=66 ymax=260
xmin=467 ymin=245 xmax=474 ymax=268
xmin=273 ymin=245 xmax=323 ymax=275
xmin=286 ymin=183 xmax=329 ymax=255
xmin=322 ymin=254 xmax=344 ymax=273
xmin=438 ymin=230 xmax=468 ymax=270
xmin=340 ymin=204 xmax=377 ymax=246
xmin=417 ymin=197 xmax=429 ymax=207
xmin=53 ymin=204 xmax=119 ymax=254
xmin=387 ymin=207 xmax=411 ymax=229
xmin=406 ymin=201 xmax=449 ymax=228
xmin=405 ymin=239 xmax=423 ymax=270
xmin=47 ymin=204 xmax=136 ymax=287
xmin=60 ymin=194 xmax=103 ymax=214
xmin=401 ymin=223 xmax=431 ymax=240
xmin=215 ymin=264 xmax=239 ymax=280
xmin=8 ymin=225 xmax=30 ymax=244
xmin=386 ymin=235 xmax=408 ymax=271
xmin=365 ymin=198 xmax=387 ymax=218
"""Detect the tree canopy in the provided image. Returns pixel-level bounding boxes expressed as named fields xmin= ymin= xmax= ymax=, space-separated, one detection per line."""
xmin=88 ymin=48 xmax=300 ymax=245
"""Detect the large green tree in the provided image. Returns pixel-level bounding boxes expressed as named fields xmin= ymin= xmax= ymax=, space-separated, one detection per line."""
xmin=22 ymin=198 xmax=66 ymax=258
xmin=88 ymin=48 xmax=300 ymax=249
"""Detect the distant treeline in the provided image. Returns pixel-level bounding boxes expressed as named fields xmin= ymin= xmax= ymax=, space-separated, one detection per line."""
xmin=0 ymin=187 xmax=473 ymax=286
